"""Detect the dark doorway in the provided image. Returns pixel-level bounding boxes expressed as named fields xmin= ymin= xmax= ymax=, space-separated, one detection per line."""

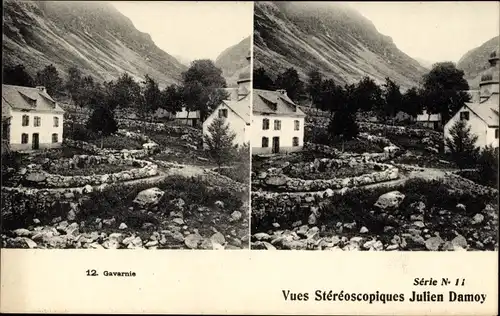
xmin=32 ymin=133 xmax=39 ymax=150
xmin=272 ymin=136 xmax=280 ymax=154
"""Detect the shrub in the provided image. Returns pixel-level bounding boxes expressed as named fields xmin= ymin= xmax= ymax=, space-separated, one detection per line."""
xmin=65 ymin=122 xmax=97 ymax=141
xmin=445 ymin=120 xmax=479 ymax=169
xmin=1 ymin=151 xmax=22 ymax=185
xmin=477 ymin=145 xmax=499 ymax=187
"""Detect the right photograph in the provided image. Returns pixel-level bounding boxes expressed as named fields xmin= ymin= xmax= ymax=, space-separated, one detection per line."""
xmin=250 ymin=2 xmax=499 ymax=251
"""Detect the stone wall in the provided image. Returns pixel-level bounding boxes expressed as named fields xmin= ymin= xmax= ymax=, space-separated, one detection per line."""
xmin=64 ymin=139 xmax=153 ymax=159
xmin=22 ymin=158 xmax=158 ymax=188
xmin=252 ymin=162 xmax=399 ymax=192
xmin=358 ymin=122 xmax=442 ymax=140
xmin=304 ymin=142 xmax=397 ymax=163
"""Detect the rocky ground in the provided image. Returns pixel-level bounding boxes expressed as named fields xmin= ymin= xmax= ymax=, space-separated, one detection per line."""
xmin=251 ymin=123 xmax=498 ymax=251
xmin=2 ymin=122 xmax=250 ymax=250
xmin=252 ymin=190 xmax=498 ymax=251
xmin=2 ymin=191 xmax=249 ymax=250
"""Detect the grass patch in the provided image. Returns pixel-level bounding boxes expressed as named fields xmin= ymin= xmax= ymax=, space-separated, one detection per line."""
xmin=215 ymin=165 xmax=249 ymax=184
xmin=287 ymin=163 xmax=381 ymax=180
xmin=89 ymin=135 xmax=143 ymax=150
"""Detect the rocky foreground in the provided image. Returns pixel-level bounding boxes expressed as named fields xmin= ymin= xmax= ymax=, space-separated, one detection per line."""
xmin=251 ymin=191 xmax=498 ymax=251
xmin=2 ymin=187 xmax=249 ymax=250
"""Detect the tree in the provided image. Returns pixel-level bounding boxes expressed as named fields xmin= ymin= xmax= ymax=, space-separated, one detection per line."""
xmin=65 ymin=66 xmax=83 ymax=104
xmin=421 ymin=62 xmax=470 ymax=124
xmin=182 ymin=59 xmax=227 ymax=88
xmin=203 ymin=117 xmax=237 ymax=170
xmin=35 ymin=64 xmax=64 ymax=97
xmin=275 ymin=67 xmax=304 ymax=102
xmin=161 ymin=84 xmax=184 ymax=115
xmin=381 ymin=77 xmax=403 ymax=119
xmin=445 ymin=119 xmax=479 ymax=169
xmin=2 ymin=64 xmax=35 ymax=87
xmin=136 ymin=75 xmax=163 ymax=131
xmin=307 ymin=69 xmax=323 ymax=106
xmin=181 ymin=60 xmax=228 ymax=121
xmin=318 ymin=79 xmax=346 ymax=113
xmin=477 ymin=145 xmax=498 ymax=187
xmin=401 ymin=87 xmax=424 ymax=117
xmin=253 ymin=67 xmax=275 ymax=90
xmin=352 ymin=76 xmax=384 ymax=113
xmin=86 ymin=104 xmax=118 ymax=149
xmin=110 ymin=73 xmax=142 ymax=110
xmin=75 ymin=76 xmax=101 ymax=108
xmin=328 ymin=104 xmax=359 ymax=152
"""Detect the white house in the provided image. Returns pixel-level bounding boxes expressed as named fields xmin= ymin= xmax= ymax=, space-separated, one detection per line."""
xmin=203 ymin=51 xmax=251 ymax=148
xmin=416 ymin=110 xmax=442 ymax=130
xmin=2 ymin=84 xmax=64 ymax=151
xmin=175 ymin=107 xmax=201 ymax=127
xmin=444 ymin=49 xmax=499 ymax=150
xmin=252 ymin=88 xmax=306 ymax=155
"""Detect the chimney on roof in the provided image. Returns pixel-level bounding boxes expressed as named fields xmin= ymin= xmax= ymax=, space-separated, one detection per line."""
xmin=276 ymin=89 xmax=287 ymax=96
xmin=36 ymin=86 xmax=47 ymax=93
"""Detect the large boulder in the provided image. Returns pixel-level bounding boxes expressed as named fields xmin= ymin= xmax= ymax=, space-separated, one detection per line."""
xmin=25 ymin=172 xmax=47 ymax=183
xmin=133 ymin=187 xmax=165 ymax=207
xmin=265 ymin=175 xmax=288 ymax=186
xmin=374 ymin=191 xmax=405 ymax=210
xmin=143 ymin=142 xmax=159 ymax=150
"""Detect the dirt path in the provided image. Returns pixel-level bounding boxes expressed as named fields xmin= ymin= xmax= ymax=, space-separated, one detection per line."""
xmin=163 ymin=163 xmax=206 ymax=178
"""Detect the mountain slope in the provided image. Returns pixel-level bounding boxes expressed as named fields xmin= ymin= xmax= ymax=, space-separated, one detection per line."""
xmin=215 ymin=36 xmax=251 ymax=87
xmin=457 ymin=36 xmax=499 ymax=89
xmin=2 ymin=0 xmax=186 ymax=87
xmin=253 ymin=1 xmax=426 ymax=90
xmin=414 ymin=57 xmax=434 ymax=70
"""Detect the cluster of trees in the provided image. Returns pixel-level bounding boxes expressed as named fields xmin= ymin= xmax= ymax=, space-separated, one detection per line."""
xmin=3 ymin=61 xmax=229 ymax=142
xmin=255 ymin=63 xmax=470 ymax=123
xmin=254 ymin=62 xmax=471 ymax=147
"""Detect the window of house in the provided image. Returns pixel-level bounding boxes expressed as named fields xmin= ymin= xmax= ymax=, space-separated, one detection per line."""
xmin=34 ymin=116 xmax=41 ymax=127
xmin=21 ymin=133 xmax=28 ymax=144
xmin=262 ymin=137 xmax=269 ymax=148
xmin=52 ymin=133 xmax=58 ymax=143
xmin=293 ymin=137 xmax=299 ymax=147
xmin=495 ymin=128 xmax=499 ymax=139
xmin=53 ymin=117 xmax=59 ymax=127
xmin=218 ymin=109 xmax=228 ymax=118
xmin=294 ymin=120 xmax=300 ymax=131
xmin=262 ymin=118 xmax=269 ymax=130
xmin=274 ymin=120 xmax=281 ymax=131
xmin=460 ymin=111 xmax=470 ymax=121
xmin=22 ymin=115 xmax=29 ymax=126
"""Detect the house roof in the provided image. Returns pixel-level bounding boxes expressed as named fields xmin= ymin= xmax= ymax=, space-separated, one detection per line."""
xmin=464 ymin=100 xmax=499 ymax=127
xmin=175 ymin=107 xmax=200 ymax=119
xmin=416 ymin=110 xmax=441 ymax=122
xmin=2 ymin=100 xmax=11 ymax=120
xmin=2 ymin=84 xmax=65 ymax=114
xmin=253 ymin=89 xmax=306 ymax=117
xmin=223 ymin=93 xmax=250 ymax=124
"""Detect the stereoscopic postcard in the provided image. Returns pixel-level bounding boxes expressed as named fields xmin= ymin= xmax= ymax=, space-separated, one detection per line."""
xmin=1 ymin=1 xmax=498 ymax=315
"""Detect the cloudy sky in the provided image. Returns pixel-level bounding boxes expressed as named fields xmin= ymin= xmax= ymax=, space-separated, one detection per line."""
xmin=348 ymin=1 xmax=499 ymax=64
xmin=112 ymin=1 xmax=253 ymax=63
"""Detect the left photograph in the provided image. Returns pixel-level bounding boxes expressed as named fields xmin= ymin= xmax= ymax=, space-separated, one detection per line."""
xmin=1 ymin=1 xmax=253 ymax=250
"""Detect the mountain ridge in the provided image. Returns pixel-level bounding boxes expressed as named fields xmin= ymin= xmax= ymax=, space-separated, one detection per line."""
xmin=457 ymin=36 xmax=499 ymax=89
xmin=253 ymin=1 xmax=427 ymax=90
xmin=215 ymin=36 xmax=251 ymax=87
xmin=2 ymin=0 xmax=187 ymax=88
